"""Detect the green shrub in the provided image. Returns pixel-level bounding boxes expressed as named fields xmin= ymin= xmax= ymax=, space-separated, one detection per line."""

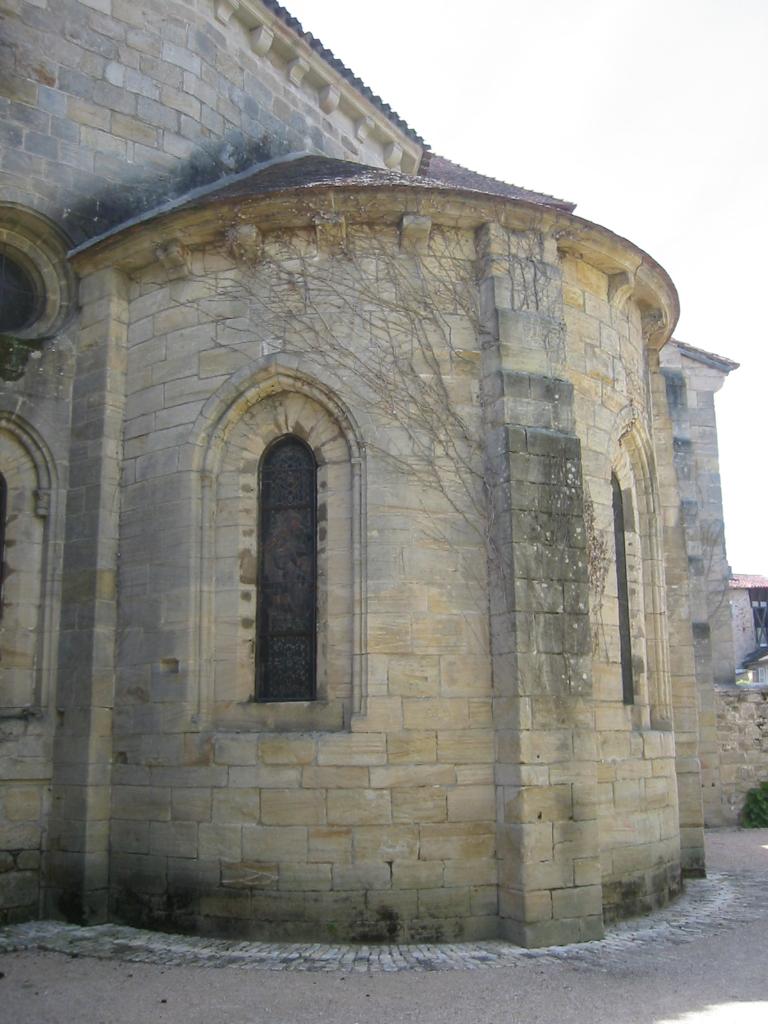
xmin=741 ymin=781 xmax=768 ymax=827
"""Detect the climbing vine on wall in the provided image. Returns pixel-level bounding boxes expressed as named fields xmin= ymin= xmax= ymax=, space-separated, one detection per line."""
xmin=583 ymin=490 xmax=610 ymax=654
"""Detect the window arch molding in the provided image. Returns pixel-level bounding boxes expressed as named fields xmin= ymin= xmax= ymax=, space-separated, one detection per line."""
xmin=193 ymin=360 xmax=367 ymax=731
xmin=0 ymin=412 xmax=61 ymax=715
xmin=0 ymin=207 xmax=75 ymax=360
xmin=610 ymin=413 xmax=673 ymax=729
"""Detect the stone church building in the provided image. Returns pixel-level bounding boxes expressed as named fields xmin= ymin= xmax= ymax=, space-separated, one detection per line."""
xmin=0 ymin=0 xmax=737 ymax=945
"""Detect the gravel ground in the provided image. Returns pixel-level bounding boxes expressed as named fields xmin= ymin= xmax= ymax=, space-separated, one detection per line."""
xmin=1 ymin=828 xmax=767 ymax=1024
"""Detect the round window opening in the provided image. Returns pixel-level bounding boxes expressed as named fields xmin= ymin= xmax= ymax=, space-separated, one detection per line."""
xmin=0 ymin=252 xmax=39 ymax=333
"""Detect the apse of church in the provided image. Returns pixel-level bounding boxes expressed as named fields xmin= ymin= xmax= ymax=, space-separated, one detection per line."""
xmin=0 ymin=0 xmax=734 ymax=944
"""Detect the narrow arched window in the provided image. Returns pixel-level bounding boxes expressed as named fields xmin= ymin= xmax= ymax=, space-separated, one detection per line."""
xmin=0 ymin=472 xmax=6 ymax=617
xmin=612 ymin=474 xmax=634 ymax=704
xmin=257 ymin=436 xmax=317 ymax=701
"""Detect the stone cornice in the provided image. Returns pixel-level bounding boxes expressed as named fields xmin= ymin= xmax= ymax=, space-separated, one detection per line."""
xmin=212 ymin=0 xmax=424 ymax=174
xmin=70 ymin=182 xmax=678 ymax=347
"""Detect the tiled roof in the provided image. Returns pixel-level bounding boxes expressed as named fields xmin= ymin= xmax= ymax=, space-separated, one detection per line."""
xmin=182 ymin=153 xmax=577 ymax=211
xmin=730 ymin=574 xmax=768 ymax=589
xmin=423 ymin=155 xmax=575 ymax=212
xmin=181 ymin=154 xmax=431 ymax=204
xmin=673 ymin=339 xmax=739 ymax=373
xmin=261 ymin=1 xmax=425 ymax=147
xmin=72 ymin=153 xmax=577 ymax=254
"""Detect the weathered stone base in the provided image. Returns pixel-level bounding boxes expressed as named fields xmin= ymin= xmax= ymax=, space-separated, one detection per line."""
xmin=109 ymin=885 xmax=499 ymax=944
xmin=602 ymin=863 xmax=682 ymax=924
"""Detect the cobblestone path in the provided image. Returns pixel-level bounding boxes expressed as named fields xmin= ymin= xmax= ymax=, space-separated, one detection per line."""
xmin=0 ymin=870 xmax=764 ymax=973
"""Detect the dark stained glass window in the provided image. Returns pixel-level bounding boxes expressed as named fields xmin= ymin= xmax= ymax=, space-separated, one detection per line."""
xmin=257 ymin=436 xmax=317 ymax=701
xmin=612 ymin=474 xmax=634 ymax=705
xmin=0 ymin=254 xmax=38 ymax=333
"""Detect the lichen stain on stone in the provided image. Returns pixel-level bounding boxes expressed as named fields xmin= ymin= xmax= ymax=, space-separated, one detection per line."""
xmin=32 ymin=65 xmax=56 ymax=87
xmin=239 ymin=548 xmax=257 ymax=584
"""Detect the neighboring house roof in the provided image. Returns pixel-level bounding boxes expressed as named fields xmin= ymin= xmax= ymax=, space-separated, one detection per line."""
xmin=71 ymin=153 xmax=577 ymax=256
xmin=260 ymin=1 xmax=425 ymax=147
xmin=742 ymin=647 xmax=768 ymax=669
xmin=673 ymin=339 xmax=740 ymax=373
xmin=730 ymin=574 xmax=768 ymax=590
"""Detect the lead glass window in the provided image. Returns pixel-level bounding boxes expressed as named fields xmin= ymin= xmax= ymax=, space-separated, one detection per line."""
xmin=0 ymin=253 xmax=38 ymax=333
xmin=612 ymin=474 xmax=634 ymax=704
xmin=257 ymin=436 xmax=317 ymax=701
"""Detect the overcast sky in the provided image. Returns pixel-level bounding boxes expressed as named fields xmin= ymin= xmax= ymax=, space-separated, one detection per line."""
xmin=285 ymin=0 xmax=768 ymax=574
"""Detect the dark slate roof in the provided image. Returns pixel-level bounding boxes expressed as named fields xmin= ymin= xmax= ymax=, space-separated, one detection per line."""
xmin=423 ymin=154 xmax=575 ymax=212
xmin=177 ymin=153 xmax=575 ymax=211
xmin=261 ymin=1 xmax=425 ymax=147
xmin=174 ymin=154 xmax=429 ymax=206
xmin=673 ymin=339 xmax=740 ymax=373
xmin=71 ymin=153 xmax=575 ymax=255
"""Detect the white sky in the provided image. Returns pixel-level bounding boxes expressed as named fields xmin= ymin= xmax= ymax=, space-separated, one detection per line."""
xmin=285 ymin=0 xmax=768 ymax=574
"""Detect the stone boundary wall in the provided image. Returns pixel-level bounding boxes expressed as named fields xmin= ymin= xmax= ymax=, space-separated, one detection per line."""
xmin=715 ymin=684 xmax=768 ymax=824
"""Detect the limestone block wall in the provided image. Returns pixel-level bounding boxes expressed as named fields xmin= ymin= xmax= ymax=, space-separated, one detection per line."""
xmin=715 ymin=684 xmax=768 ymax=823
xmin=658 ymin=342 xmax=735 ymax=826
xmin=0 ymin=0 xmax=419 ymax=923
xmin=0 ymin=210 xmax=73 ymax=921
xmin=80 ymin=216 xmax=497 ymax=941
xmin=1 ymin=0 xmax=422 ymax=243
xmin=0 ymin=420 xmax=53 ymax=921
xmin=43 ymin=174 xmax=684 ymax=944
xmin=0 ymin=378 xmax=70 ymax=922
xmin=0 ymin=0 xmax=714 ymax=947
xmin=559 ymin=254 xmax=682 ymax=918
xmin=476 ymin=223 xmax=603 ymax=947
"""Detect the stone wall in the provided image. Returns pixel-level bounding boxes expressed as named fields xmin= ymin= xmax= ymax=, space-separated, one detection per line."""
xmin=715 ymin=684 xmax=768 ymax=824
xmin=49 ymin=176 xmax=682 ymax=943
xmin=657 ymin=341 xmax=736 ymax=834
xmin=0 ymin=206 xmax=73 ymax=922
xmin=0 ymin=0 xmax=419 ymax=927
xmin=1 ymin=0 xmax=422 ymax=242
xmin=561 ymin=255 xmax=682 ymax=918
xmin=1 ymin=0 xmax=703 ymax=946
xmin=64 ymin=211 xmax=498 ymax=941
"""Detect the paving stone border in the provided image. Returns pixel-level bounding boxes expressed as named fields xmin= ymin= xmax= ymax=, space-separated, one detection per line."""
xmin=1 ymin=871 xmax=765 ymax=973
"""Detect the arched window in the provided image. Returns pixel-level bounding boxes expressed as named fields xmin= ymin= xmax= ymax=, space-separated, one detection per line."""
xmin=257 ymin=435 xmax=317 ymax=701
xmin=612 ymin=474 xmax=634 ymax=704
xmin=0 ymin=419 xmax=57 ymax=713
xmin=205 ymin=373 xmax=363 ymax=729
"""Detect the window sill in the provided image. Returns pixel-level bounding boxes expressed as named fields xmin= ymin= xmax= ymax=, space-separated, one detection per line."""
xmin=213 ymin=699 xmax=345 ymax=732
